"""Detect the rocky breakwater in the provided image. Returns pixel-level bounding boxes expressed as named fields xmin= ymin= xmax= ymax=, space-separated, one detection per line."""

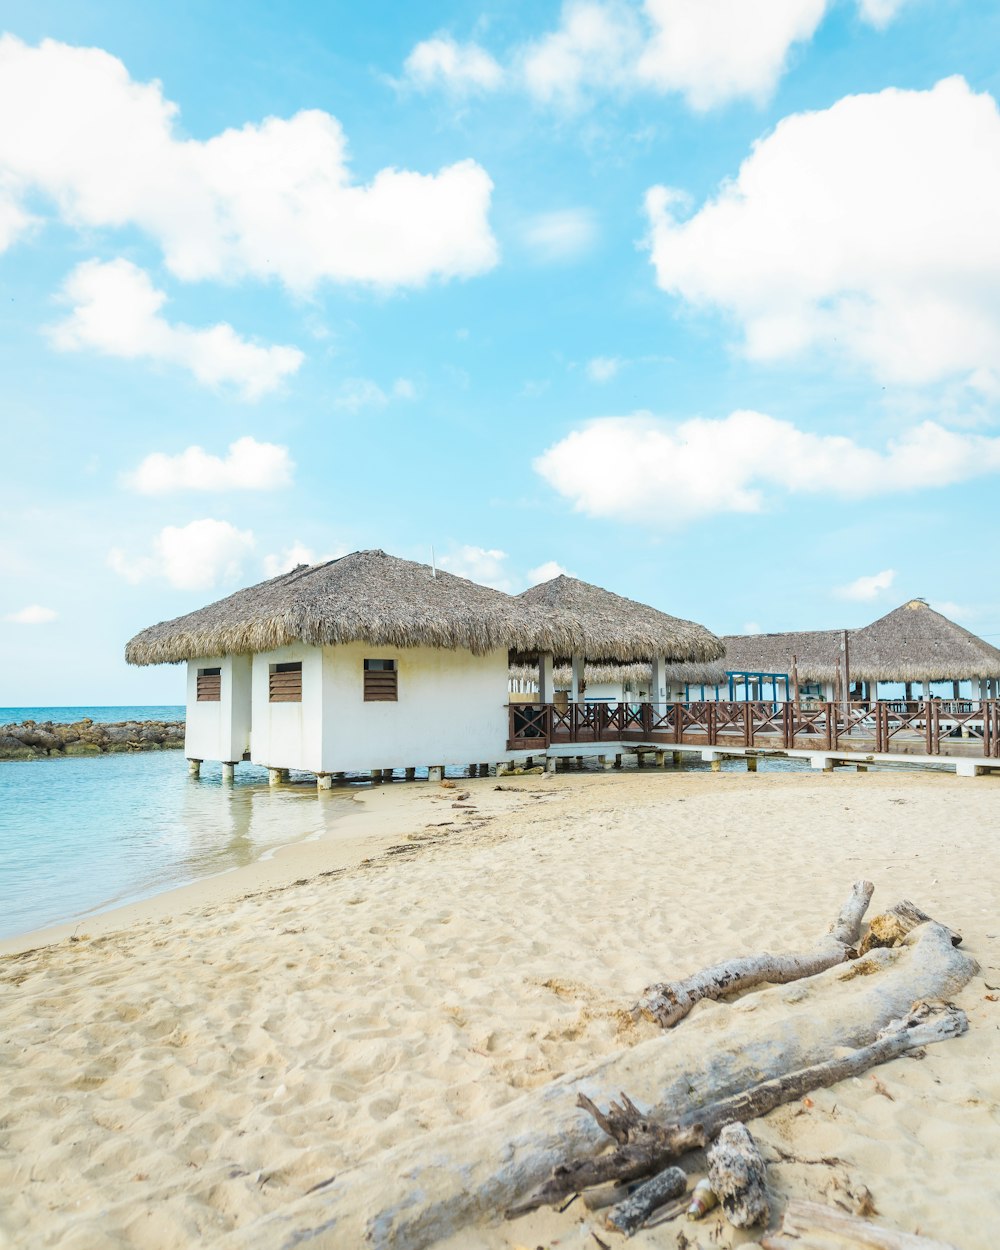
xmin=0 ymin=719 xmax=185 ymax=760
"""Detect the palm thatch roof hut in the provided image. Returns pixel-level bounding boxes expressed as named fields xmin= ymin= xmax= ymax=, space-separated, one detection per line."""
xmin=516 ymin=575 xmax=723 ymax=664
xmin=720 ymin=630 xmax=843 ymax=685
xmin=509 ymin=659 xmax=727 ymax=690
xmin=126 ymin=549 xmax=552 ymax=665
xmin=849 ymin=600 xmax=1000 ymax=683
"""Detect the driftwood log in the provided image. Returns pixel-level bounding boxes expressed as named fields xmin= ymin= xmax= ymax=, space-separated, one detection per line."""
xmin=859 ymin=901 xmax=962 ymax=954
xmin=514 ymin=998 xmax=968 ymax=1213
xmin=761 ymin=1198 xmax=959 ymax=1249
xmin=604 ymin=1165 xmax=686 ymax=1237
xmin=635 ymin=879 xmax=874 ymax=1026
xmin=708 ymin=1122 xmax=768 ymax=1228
xmin=221 ymin=923 xmax=976 ymax=1250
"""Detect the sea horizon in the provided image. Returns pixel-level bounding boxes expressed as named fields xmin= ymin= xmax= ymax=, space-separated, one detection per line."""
xmin=0 ymin=704 xmax=186 ymax=725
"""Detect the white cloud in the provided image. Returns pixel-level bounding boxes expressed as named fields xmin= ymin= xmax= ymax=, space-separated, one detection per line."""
xmin=536 ymin=411 xmax=1000 ymax=525
xmin=50 ymin=260 xmax=303 ymax=398
xmin=262 ymin=542 xmax=349 ymax=578
xmin=3 ymin=605 xmax=57 ymax=624
xmin=403 ymin=36 xmax=503 ymax=93
xmin=527 ymin=560 xmax=572 ymax=584
xmin=332 ymin=376 xmax=416 ymax=413
xmin=109 ymin=518 xmax=254 ymax=590
xmin=0 ymin=35 xmax=498 ymax=292
xmin=125 ymin=436 xmax=293 ymax=494
xmin=520 ymin=1 xmax=643 ymax=107
xmin=636 ymin=0 xmax=826 ymax=110
xmin=646 ymin=77 xmax=1000 ymax=388
xmin=407 ymin=1 xmax=904 ymax=113
xmin=437 ymin=545 xmax=513 ymax=591
xmin=585 ymin=355 xmax=621 ymax=382
xmin=836 ymin=569 xmax=896 ymax=601
xmin=521 ymin=208 xmax=597 ymax=262
xmin=856 ymin=0 xmax=909 ymax=28
xmin=743 ymin=621 xmax=763 ymax=635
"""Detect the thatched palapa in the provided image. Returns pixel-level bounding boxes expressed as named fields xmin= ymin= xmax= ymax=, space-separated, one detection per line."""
xmin=849 ymin=600 xmax=1000 ymax=683
xmin=720 ymin=630 xmax=843 ymax=684
xmin=126 ymin=550 xmax=552 ymax=666
xmin=509 ymin=660 xmax=728 ymax=689
xmin=516 ymin=575 xmax=723 ymax=665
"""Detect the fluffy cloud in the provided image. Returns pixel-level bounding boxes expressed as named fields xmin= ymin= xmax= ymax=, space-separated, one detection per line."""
xmin=109 ymin=518 xmax=254 ymax=590
xmin=3 ymin=605 xmax=57 ymax=624
xmin=527 ymin=560 xmax=572 ymax=584
xmin=646 ymin=77 xmax=1000 ymax=388
xmin=407 ymin=1 xmax=899 ymax=112
xmin=836 ymin=569 xmax=896 ymax=601
xmin=437 ymin=545 xmax=513 ymax=591
xmin=0 ymin=36 xmax=498 ymax=291
xmin=403 ymin=36 xmax=503 ymax=93
xmin=535 ymin=411 xmax=1000 ymax=524
xmin=262 ymin=542 xmax=349 ymax=578
xmin=50 ymin=260 xmax=303 ymax=398
xmin=125 ymin=436 xmax=293 ymax=494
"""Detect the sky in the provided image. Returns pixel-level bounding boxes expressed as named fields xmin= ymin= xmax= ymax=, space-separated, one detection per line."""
xmin=3 ymin=0 xmax=1000 ymax=704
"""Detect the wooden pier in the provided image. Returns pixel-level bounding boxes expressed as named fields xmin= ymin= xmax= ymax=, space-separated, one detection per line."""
xmin=508 ymin=700 xmax=1000 ymax=777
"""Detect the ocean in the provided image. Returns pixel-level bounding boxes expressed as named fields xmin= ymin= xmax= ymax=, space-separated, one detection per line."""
xmin=0 ymin=705 xmax=185 ymax=725
xmin=0 ymin=705 xmax=356 ymax=941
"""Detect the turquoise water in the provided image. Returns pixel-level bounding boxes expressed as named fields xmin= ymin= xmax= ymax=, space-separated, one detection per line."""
xmin=0 ymin=705 xmax=185 ymax=725
xmin=0 ymin=751 xmax=354 ymax=941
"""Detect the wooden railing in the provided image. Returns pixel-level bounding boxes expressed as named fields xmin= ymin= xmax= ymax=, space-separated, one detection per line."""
xmin=507 ymin=701 xmax=1000 ymax=759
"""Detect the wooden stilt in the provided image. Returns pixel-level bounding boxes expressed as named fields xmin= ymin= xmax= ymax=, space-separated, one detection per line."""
xmin=187 ymin=758 xmax=202 ymax=778
xmin=404 ymin=767 xmax=416 ymax=781
xmin=267 ymin=767 xmax=283 ymax=786
xmin=672 ymin=751 xmax=682 ymax=768
xmin=316 ymin=773 xmax=333 ymax=790
xmin=222 ymin=761 xmax=236 ymax=782
xmin=614 ymin=754 xmax=623 ymax=769
xmin=711 ymin=758 xmax=722 ymax=772
xmin=428 ymin=765 xmax=444 ymax=782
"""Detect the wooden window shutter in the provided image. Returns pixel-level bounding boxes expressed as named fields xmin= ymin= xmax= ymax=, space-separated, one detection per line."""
xmin=269 ymin=661 xmax=302 ymax=702
xmin=197 ymin=667 xmax=222 ymax=702
xmin=364 ymin=659 xmax=397 ymax=702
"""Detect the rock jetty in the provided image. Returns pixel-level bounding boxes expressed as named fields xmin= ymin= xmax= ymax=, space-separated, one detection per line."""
xmin=0 ymin=719 xmax=185 ymax=760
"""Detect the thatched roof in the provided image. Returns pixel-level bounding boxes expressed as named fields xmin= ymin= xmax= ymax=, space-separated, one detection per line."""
xmin=721 ymin=630 xmax=843 ymax=683
xmin=721 ymin=601 xmax=1000 ymax=684
xmin=509 ymin=660 xmax=728 ymax=689
xmin=849 ymin=600 xmax=1000 ymax=682
xmin=516 ymin=575 xmax=723 ymax=665
xmin=126 ymin=550 xmax=552 ymax=666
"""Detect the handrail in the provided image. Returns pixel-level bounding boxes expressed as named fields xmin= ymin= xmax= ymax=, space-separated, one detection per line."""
xmin=508 ymin=699 xmax=997 ymax=758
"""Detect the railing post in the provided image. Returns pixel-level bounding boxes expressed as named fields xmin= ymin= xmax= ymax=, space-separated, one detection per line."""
xmin=674 ymin=701 xmax=682 ymax=744
xmin=642 ymin=702 xmax=652 ymax=738
xmin=824 ymin=702 xmax=832 ymax=750
xmin=745 ymin=702 xmax=753 ymax=748
xmin=708 ymin=702 xmax=717 ymax=746
xmin=782 ymin=701 xmax=791 ymax=749
xmin=925 ymin=701 xmax=934 ymax=755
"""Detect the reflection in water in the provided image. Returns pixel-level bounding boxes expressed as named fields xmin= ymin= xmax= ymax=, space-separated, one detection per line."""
xmin=0 ymin=752 xmax=353 ymax=940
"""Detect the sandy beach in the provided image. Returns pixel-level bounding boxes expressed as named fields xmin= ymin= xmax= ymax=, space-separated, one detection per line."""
xmin=2 ymin=765 xmax=998 ymax=1250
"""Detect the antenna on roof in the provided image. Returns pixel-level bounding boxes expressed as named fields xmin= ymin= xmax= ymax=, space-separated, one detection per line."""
xmin=431 ymin=546 xmax=437 ymax=579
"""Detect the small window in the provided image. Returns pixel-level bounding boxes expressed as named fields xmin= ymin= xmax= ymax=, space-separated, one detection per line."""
xmin=364 ymin=658 xmax=397 ymax=702
xmin=269 ymin=661 xmax=302 ymax=703
xmin=197 ymin=667 xmax=221 ymax=702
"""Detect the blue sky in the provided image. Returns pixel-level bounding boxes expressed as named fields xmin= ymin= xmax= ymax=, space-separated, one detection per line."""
xmin=3 ymin=0 xmax=1000 ymax=704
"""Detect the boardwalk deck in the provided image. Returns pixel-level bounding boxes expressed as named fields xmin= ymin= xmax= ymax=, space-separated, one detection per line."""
xmin=508 ymin=700 xmax=1000 ymax=774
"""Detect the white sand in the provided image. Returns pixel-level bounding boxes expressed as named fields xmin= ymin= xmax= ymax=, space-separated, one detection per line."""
xmin=1 ymin=766 xmax=998 ymax=1249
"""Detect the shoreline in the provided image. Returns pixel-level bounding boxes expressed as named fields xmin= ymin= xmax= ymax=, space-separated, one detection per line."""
xmin=0 ymin=779 xmax=436 ymax=956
